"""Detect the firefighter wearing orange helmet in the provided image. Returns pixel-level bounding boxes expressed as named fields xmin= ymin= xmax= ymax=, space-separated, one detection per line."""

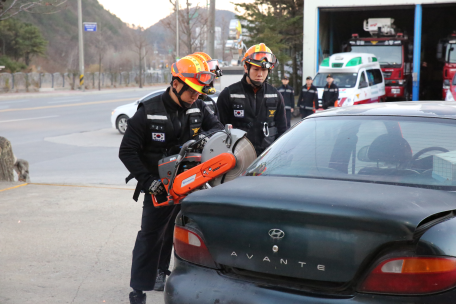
xmin=216 ymin=43 xmax=287 ymax=155
xmin=193 ymin=52 xmax=223 ymax=117
xmin=119 ymin=54 xmax=223 ymax=304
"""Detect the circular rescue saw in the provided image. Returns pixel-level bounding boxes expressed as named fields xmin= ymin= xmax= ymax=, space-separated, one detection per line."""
xmin=152 ymin=125 xmax=257 ymax=207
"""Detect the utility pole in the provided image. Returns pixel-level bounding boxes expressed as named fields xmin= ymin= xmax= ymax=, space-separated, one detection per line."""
xmin=77 ymin=0 xmax=85 ymax=91
xmin=176 ymin=0 xmax=179 ymax=60
xmin=207 ymin=0 xmax=215 ymax=57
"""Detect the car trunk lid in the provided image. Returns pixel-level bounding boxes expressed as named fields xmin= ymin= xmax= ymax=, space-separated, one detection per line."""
xmin=182 ymin=176 xmax=456 ymax=283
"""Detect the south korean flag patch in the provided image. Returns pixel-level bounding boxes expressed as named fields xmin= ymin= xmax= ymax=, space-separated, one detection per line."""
xmin=152 ymin=133 xmax=165 ymax=142
xmin=234 ymin=110 xmax=244 ymax=118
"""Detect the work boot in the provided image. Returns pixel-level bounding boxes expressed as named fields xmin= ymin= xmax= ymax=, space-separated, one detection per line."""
xmin=153 ymin=270 xmax=166 ymax=291
xmin=129 ymin=290 xmax=146 ymax=304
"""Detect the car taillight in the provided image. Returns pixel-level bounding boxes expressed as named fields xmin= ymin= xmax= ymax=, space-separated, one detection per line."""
xmin=359 ymin=257 xmax=456 ymax=295
xmin=174 ymin=226 xmax=217 ymax=268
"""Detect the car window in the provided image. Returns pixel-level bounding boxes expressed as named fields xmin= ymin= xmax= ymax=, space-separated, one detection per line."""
xmin=359 ymin=71 xmax=367 ymax=87
xmin=245 ymin=116 xmax=456 ymax=190
xmin=366 ymin=69 xmax=383 ymax=86
xmin=314 ymin=73 xmax=358 ymax=88
xmin=453 ymin=75 xmax=456 ymax=85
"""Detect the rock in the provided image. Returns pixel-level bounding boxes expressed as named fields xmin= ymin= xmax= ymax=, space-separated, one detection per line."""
xmin=0 ymin=137 xmax=15 ymax=182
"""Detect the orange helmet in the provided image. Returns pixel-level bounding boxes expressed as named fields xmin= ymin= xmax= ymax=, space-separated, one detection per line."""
xmin=242 ymin=43 xmax=278 ymax=69
xmin=171 ymin=54 xmax=216 ymax=94
xmin=193 ymin=52 xmax=223 ymax=78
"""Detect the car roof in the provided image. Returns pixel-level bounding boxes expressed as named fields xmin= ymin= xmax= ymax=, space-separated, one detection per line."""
xmin=311 ymin=101 xmax=456 ymax=120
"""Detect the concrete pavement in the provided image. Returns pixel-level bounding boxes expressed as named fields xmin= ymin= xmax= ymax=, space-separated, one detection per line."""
xmin=0 ymin=182 xmax=167 ymax=304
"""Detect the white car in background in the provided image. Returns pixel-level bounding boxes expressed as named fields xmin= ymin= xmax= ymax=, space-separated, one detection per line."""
xmin=111 ymin=89 xmax=220 ymax=134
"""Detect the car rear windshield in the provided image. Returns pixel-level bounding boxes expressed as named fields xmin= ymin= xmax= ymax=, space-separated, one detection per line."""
xmin=245 ymin=116 xmax=456 ymax=190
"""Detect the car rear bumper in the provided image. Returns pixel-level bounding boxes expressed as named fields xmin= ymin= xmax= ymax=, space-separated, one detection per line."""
xmin=165 ymin=256 xmax=456 ymax=304
xmin=385 ymin=85 xmax=404 ymax=98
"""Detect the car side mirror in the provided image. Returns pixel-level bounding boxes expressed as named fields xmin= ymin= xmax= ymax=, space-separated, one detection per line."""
xmin=357 ymin=145 xmax=371 ymax=162
xmin=359 ymin=81 xmax=368 ymax=88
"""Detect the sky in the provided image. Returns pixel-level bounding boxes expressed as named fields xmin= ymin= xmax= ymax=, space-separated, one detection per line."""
xmin=97 ymin=0 xmax=254 ymax=28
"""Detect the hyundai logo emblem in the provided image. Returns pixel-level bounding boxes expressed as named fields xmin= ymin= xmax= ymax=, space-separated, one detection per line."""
xmin=268 ymin=229 xmax=285 ymax=239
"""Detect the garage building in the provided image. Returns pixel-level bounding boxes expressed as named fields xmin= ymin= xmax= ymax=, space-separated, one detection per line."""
xmin=303 ymin=0 xmax=456 ymax=100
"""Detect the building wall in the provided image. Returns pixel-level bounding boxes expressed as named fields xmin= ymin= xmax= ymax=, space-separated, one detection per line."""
xmin=303 ymin=0 xmax=456 ymax=78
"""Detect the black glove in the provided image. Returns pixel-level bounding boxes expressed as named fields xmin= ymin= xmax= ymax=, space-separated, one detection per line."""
xmin=148 ymin=179 xmax=166 ymax=196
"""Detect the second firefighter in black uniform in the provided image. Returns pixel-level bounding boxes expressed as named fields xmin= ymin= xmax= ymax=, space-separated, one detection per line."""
xmin=217 ymin=43 xmax=286 ymax=156
xmin=298 ymin=76 xmax=318 ymax=118
xmin=322 ymin=74 xmax=339 ymax=109
xmin=277 ymin=76 xmax=295 ymax=129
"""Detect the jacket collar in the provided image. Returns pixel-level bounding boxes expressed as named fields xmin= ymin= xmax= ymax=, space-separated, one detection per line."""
xmin=241 ymin=73 xmax=265 ymax=92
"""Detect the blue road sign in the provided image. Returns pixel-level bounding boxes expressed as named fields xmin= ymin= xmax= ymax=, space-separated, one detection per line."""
xmin=84 ymin=22 xmax=97 ymax=32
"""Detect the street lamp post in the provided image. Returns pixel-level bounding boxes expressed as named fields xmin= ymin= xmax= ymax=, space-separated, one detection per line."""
xmin=207 ymin=0 xmax=215 ymax=57
xmin=176 ymin=0 xmax=179 ymax=59
xmin=77 ymin=0 xmax=85 ymax=91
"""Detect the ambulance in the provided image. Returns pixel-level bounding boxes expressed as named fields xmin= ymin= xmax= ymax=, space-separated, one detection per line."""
xmin=313 ymin=52 xmax=386 ymax=108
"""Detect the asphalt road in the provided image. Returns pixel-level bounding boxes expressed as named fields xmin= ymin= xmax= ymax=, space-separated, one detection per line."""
xmin=1 ymin=87 xmax=300 ymax=185
xmin=0 ymin=87 xmax=167 ymax=185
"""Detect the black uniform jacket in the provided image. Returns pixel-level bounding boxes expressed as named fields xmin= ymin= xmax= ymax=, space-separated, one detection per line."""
xmin=119 ymin=88 xmax=223 ymax=193
xmin=277 ymin=84 xmax=295 ymax=111
xmin=201 ymin=95 xmax=218 ymax=118
xmin=322 ymin=82 xmax=339 ymax=109
xmin=217 ymin=74 xmax=287 ymax=152
xmin=298 ymin=84 xmax=318 ymax=111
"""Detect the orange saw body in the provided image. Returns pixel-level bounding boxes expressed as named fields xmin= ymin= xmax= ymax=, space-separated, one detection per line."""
xmin=151 ymin=126 xmax=257 ymax=208
xmin=152 ymin=152 xmax=236 ymax=207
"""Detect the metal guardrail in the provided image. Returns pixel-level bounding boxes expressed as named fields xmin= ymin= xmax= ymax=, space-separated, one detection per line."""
xmin=0 ymin=71 xmax=170 ymax=93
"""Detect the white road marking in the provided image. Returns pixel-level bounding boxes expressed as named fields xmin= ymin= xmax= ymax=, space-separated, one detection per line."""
xmin=48 ymin=98 xmax=82 ymax=104
xmin=0 ymin=115 xmax=59 ymax=123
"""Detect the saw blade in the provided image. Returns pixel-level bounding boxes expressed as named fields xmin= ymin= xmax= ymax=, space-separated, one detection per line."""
xmin=209 ymin=137 xmax=257 ymax=186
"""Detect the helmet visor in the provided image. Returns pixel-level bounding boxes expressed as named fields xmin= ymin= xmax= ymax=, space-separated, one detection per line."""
xmin=247 ymin=52 xmax=277 ymax=64
xmin=207 ymin=59 xmax=223 ymax=77
xmin=206 ymin=59 xmax=219 ymax=72
xmin=182 ymin=71 xmax=216 ymax=85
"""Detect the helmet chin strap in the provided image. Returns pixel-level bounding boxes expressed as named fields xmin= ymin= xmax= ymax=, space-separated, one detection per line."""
xmin=171 ymin=79 xmax=193 ymax=109
xmin=246 ymin=64 xmax=267 ymax=87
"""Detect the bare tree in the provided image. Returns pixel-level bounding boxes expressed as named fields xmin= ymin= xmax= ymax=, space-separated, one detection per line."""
xmin=131 ymin=26 xmax=149 ymax=88
xmin=220 ymin=16 xmax=230 ymax=61
xmin=162 ymin=0 xmax=209 ymax=55
xmin=0 ymin=0 xmax=68 ymax=20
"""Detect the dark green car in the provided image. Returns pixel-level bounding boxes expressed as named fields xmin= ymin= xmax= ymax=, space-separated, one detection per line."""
xmin=165 ymin=102 xmax=456 ymax=304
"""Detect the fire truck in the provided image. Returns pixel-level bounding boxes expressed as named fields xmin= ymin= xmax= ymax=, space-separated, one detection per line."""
xmin=346 ymin=18 xmax=414 ymax=101
xmin=437 ymin=31 xmax=456 ymax=100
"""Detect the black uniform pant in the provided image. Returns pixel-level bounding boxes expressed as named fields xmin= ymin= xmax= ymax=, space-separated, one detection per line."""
xmin=130 ymin=194 xmax=181 ymax=291
xmin=285 ymin=109 xmax=292 ymax=129
xmin=301 ymin=109 xmax=314 ymax=119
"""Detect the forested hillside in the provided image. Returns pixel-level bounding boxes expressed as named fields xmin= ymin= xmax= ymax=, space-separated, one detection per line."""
xmin=1 ymin=2 xmax=236 ymax=73
xmin=13 ymin=0 xmax=135 ymax=73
